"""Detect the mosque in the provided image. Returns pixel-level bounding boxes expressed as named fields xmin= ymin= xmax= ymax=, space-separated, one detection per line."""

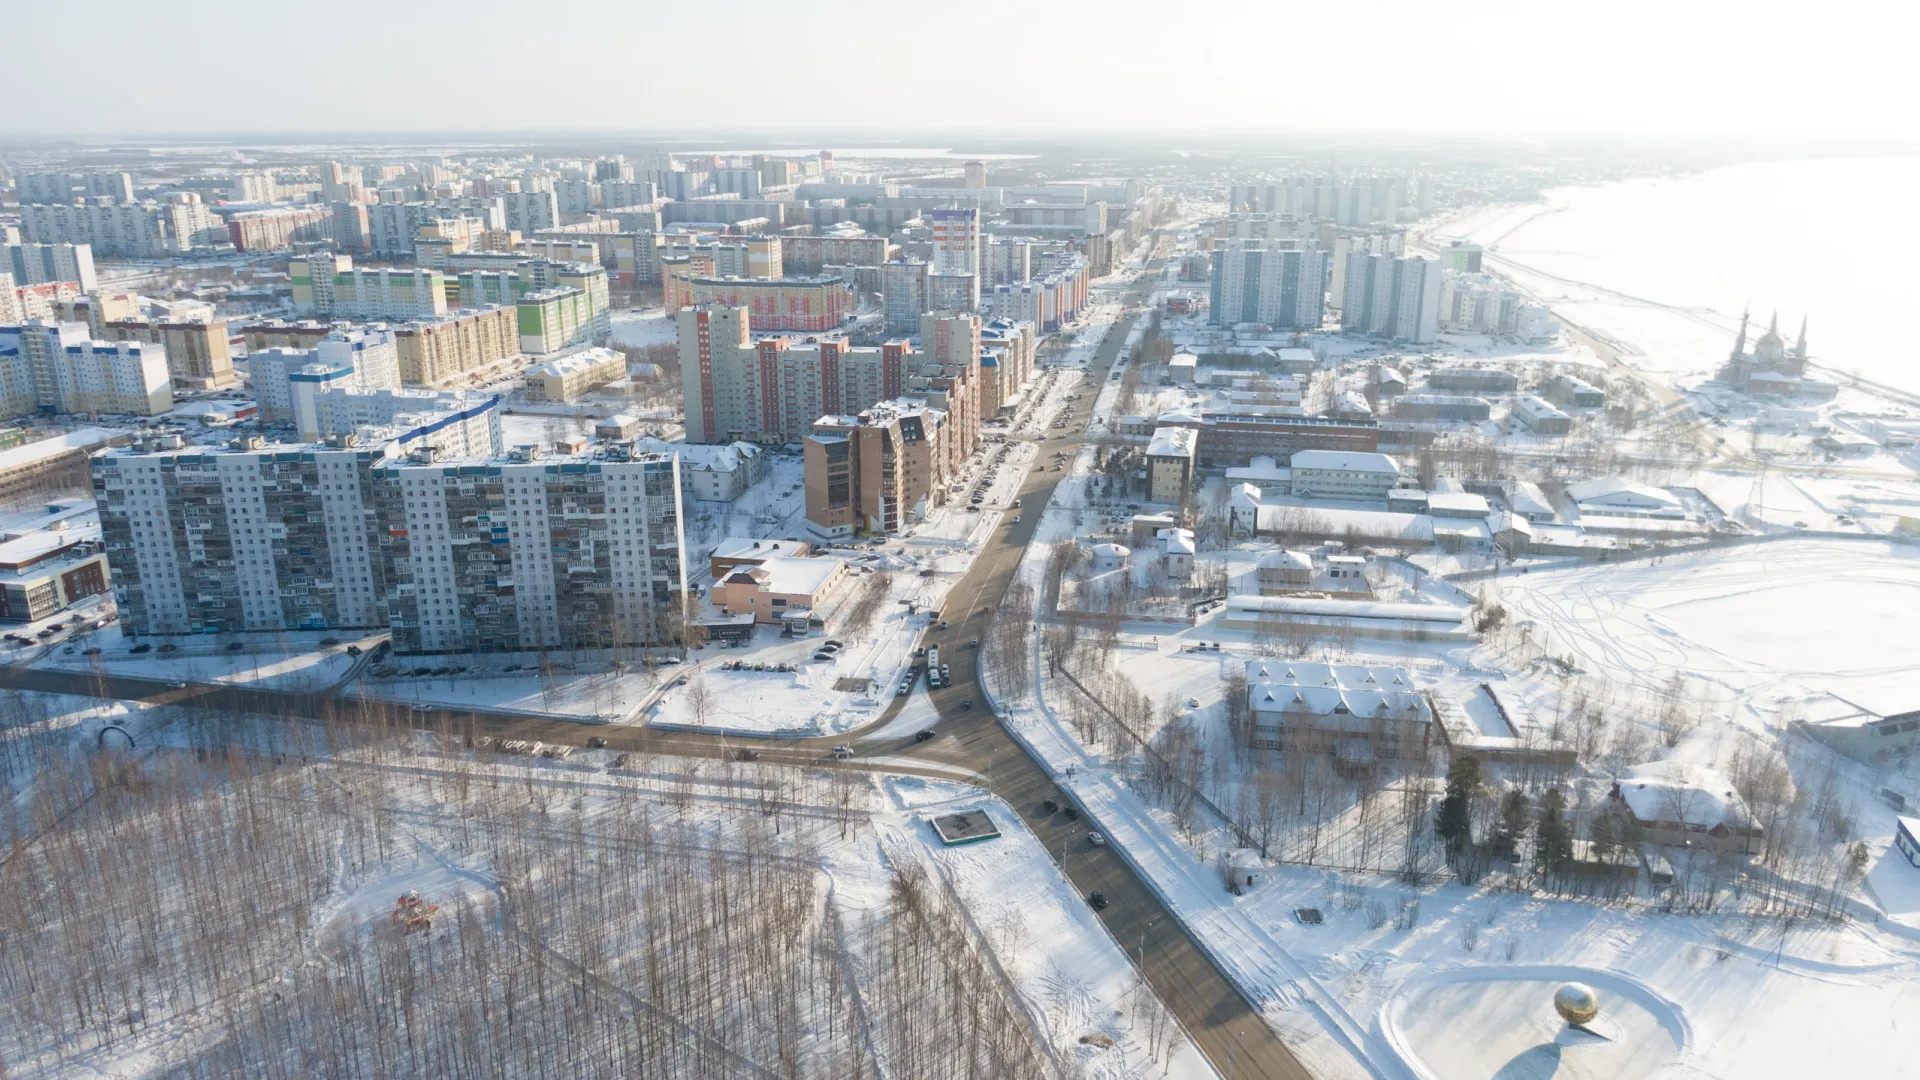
xmin=1720 ymin=311 xmax=1833 ymax=398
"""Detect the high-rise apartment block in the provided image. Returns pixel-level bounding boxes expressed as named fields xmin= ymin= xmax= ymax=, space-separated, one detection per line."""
xmin=805 ymin=398 xmax=951 ymax=539
xmin=677 ymin=306 xmax=997 ymax=452
xmin=5 ymin=243 xmax=98 ymax=292
xmin=289 ymin=252 xmax=449 ymax=320
xmin=92 ymin=428 xmax=689 ymax=653
xmin=1207 ymin=239 xmax=1327 ymax=329
xmin=21 ymin=195 xmax=225 ymax=257
xmin=881 ymin=259 xmax=930 ymax=335
xmin=247 ymin=328 xmax=401 ymax=422
xmin=19 ymin=171 xmax=135 ymax=204
xmin=392 ymin=306 xmax=520 ymax=385
xmin=0 ymin=321 xmax=173 ymax=417
xmin=1341 ymin=253 xmax=1442 ymax=344
xmin=928 ymin=208 xmax=981 ymax=310
xmin=102 ymin=317 xmax=237 ymax=389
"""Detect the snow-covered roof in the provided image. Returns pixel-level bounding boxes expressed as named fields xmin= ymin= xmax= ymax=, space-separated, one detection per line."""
xmin=1566 ymin=477 xmax=1680 ymax=509
xmin=1226 ymin=594 xmax=1466 ymax=624
xmin=747 ymin=555 xmax=843 ymax=595
xmin=1146 ymin=426 xmax=1196 ymax=459
xmin=1228 ymin=483 xmax=1263 ymax=508
xmin=711 ymin=536 xmax=810 ymax=562
xmin=1289 ymin=449 xmax=1400 ymax=475
xmin=1256 ymin=549 xmax=1313 ymax=570
xmin=1158 ymin=528 xmax=1195 ymax=555
xmin=1246 ymin=661 xmax=1432 ymax=724
xmin=1092 ymin=542 xmax=1131 ymax=559
xmin=1615 ymin=761 xmax=1750 ymax=830
xmin=3 ymin=427 xmax=120 ymax=471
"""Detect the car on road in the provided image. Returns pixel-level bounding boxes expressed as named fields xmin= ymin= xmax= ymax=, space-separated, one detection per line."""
xmin=1062 ymin=805 xmax=1080 ymax=822
xmin=915 ymin=728 xmax=935 ymax=742
xmin=961 ymin=699 xmax=972 ymax=710
xmin=1088 ymin=891 xmax=1109 ymax=910
xmin=1088 ymin=832 xmax=1106 ymax=847
xmin=130 ymin=643 xmax=152 ymax=653
xmin=1042 ymin=799 xmax=1059 ymax=814
xmin=938 ymin=620 xmax=948 ymax=630
xmin=83 ymin=647 xmax=100 ymax=656
xmin=830 ymin=744 xmax=854 ymax=759
xmin=734 ymin=748 xmax=760 ymax=762
xmin=1011 ymin=516 xmax=1020 ymax=524
xmin=168 ymin=681 xmax=187 ymax=690
xmin=409 ymin=705 xmax=434 ymax=715
xmin=586 ymin=736 xmax=607 ymax=749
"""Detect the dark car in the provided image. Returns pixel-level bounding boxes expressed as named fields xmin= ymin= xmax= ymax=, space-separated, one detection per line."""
xmin=1042 ymin=799 xmax=1059 ymax=814
xmin=1062 ymin=806 xmax=1080 ymax=822
xmin=225 ymin=642 xmax=245 ymax=652
xmin=1089 ymin=891 xmax=1109 ymax=910
xmin=130 ymin=643 xmax=152 ymax=654
xmin=158 ymin=643 xmax=178 ymax=653
xmin=961 ymin=699 xmax=972 ymax=710
xmin=734 ymin=748 xmax=760 ymax=762
xmin=586 ymin=736 xmax=608 ymax=749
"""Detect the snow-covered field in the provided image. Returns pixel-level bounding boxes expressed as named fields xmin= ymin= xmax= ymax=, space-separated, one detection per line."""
xmin=1488 ymin=538 xmax=1920 ymax=702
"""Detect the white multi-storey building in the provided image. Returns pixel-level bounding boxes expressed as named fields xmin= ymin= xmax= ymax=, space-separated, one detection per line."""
xmin=5 ymin=243 xmax=97 ymax=291
xmin=93 ymin=427 xmax=687 ymax=652
xmin=928 ymin=208 xmax=981 ymax=310
xmin=249 ymin=328 xmax=401 ymax=422
xmin=1207 ymin=238 xmax=1327 ymax=329
xmin=0 ymin=320 xmax=172 ymax=416
xmin=1341 ymin=253 xmax=1441 ymax=344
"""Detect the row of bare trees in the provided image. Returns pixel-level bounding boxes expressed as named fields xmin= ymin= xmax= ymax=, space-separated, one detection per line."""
xmin=0 ymin=703 xmax=1060 ymax=1079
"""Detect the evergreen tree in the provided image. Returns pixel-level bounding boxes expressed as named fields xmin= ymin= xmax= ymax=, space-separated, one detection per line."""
xmin=1435 ymin=755 xmax=1481 ymax=857
xmin=1535 ymin=788 xmax=1576 ymax=881
xmin=1494 ymin=788 xmax=1531 ymax=859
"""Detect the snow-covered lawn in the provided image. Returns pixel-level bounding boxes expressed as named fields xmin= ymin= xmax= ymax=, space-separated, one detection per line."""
xmin=1488 ymin=538 xmax=1920 ymax=700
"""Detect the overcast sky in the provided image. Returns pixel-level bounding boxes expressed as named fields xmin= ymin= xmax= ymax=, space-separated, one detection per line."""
xmin=8 ymin=0 xmax=1913 ymax=141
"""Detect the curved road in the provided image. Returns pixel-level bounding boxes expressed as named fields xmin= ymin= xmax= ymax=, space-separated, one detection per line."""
xmin=2 ymin=250 xmax=1316 ymax=1080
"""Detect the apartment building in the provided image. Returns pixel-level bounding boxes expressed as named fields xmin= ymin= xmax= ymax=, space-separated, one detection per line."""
xmin=5 ymin=243 xmax=97 ymax=292
xmin=392 ymin=306 xmax=519 ymax=385
xmin=289 ymin=252 xmax=449 ymax=320
xmin=928 ymin=208 xmax=981 ymax=310
xmin=666 ymin=272 xmax=851 ymax=333
xmin=523 ymin=347 xmax=624 ymax=402
xmin=18 ymin=171 xmax=134 ymax=204
xmin=1341 ymin=253 xmax=1442 ymax=344
xmin=804 ymin=398 xmax=950 ymax=539
xmin=222 ymin=205 xmax=335 ymax=251
xmin=881 ymin=259 xmax=930 ymax=335
xmin=781 ymin=233 xmax=889 ymax=274
xmin=103 ymin=318 xmax=237 ymax=389
xmin=978 ymin=317 xmax=1037 ymax=416
xmin=1208 ymin=238 xmax=1327 ymax=329
xmin=296 ymin=384 xmax=500 ymax=451
xmin=21 ymin=195 xmax=226 ymax=257
xmin=94 ymin=430 xmax=686 ymax=652
xmin=247 ymin=328 xmax=400 ymax=422
xmin=0 ymin=321 xmax=172 ymax=417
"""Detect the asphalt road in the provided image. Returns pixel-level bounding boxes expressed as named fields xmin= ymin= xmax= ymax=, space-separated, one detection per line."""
xmin=2 ymin=251 xmax=1317 ymax=1079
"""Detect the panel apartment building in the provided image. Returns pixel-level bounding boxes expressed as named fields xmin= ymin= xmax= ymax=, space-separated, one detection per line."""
xmin=0 ymin=320 xmax=173 ymax=418
xmin=94 ymin=427 xmax=688 ymax=653
xmin=678 ymin=306 xmax=987 ymax=456
xmin=1208 ymin=238 xmax=1327 ymax=329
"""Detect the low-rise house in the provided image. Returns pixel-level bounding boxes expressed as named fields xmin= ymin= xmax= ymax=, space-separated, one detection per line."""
xmin=1256 ymin=549 xmax=1314 ymax=593
xmin=1511 ymin=394 xmax=1572 ymax=435
xmin=1245 ymin=660 xmax=1433 ymax=763
xmin=1605 ymin=761 xmax=1763 ymax=856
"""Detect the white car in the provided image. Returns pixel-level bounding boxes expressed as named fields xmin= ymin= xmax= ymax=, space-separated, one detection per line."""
xmin=1088 ymin=832 xmax=1107 ymax=847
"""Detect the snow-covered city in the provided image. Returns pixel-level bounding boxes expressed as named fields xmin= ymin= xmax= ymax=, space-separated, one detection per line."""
xmin=2 ymin=8 xmax=1916 ymax=1079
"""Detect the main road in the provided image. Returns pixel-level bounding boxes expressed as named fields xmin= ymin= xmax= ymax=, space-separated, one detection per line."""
xmin=3 ymin=246 xmax=1317 ymax=1080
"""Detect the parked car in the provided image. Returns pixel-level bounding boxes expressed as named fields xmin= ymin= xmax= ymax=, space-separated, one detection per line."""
xmin=1042 ymin=799 xmax=1060 ymax=814
xmin=585 ymin=736 xmax=607 ymax=749
xmin=130 ymin=643 xmax=152 ymax=654
xmin=1088 ymin=832 xmax=1106 ymax=847
xmin=1089 ymin=891 xmax=1109 ymax=910
xmin=915 ymin=729 xmax=935 ymax=742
